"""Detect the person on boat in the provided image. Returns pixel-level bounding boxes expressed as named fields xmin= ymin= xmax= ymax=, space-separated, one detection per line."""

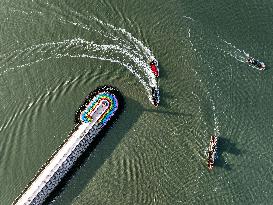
xmin=247 ymin=57 xmax=266 ymax=70
xmin=208 ymin=158 xmax=213 ymax=164
xmin=209 ymin=138 xmax=216 ymax=152
xmin=151 ymin=87 xmax=159 ymax=107
xmin=207 ymin=135 xmax=218 ymax=170
xmin=208 ymin=158 xmax=214 ymax=169
xmin=212 ymin=144 xmax=216 ymax=152
xmin=208 ymin=151 xmax=212 ymax=159
xmin=247 ymin=57 xmax=254 ymax=64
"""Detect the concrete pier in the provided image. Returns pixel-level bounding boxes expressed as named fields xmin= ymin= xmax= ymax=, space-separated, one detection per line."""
xmin=13 ymin=86 xmax=123 ymax=205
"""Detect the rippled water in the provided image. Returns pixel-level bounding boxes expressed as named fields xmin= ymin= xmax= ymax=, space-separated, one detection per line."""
xmin=1 ymin=0 xmax=273 ymax=204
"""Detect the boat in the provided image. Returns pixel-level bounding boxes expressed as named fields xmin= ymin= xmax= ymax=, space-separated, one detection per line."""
xmin=150 ymin=87 xmax=160 ymax=107
xmin=246 ymin=56 xmax=266 ymax=70
xmin=207 ymin=135 xmax=218 ymax=170
xmin=149 ymin=58 xmax=159 ymax=78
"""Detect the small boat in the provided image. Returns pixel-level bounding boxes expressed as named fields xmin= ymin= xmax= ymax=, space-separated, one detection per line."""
xmin=207 ymin=135 xmax=218 ymax=170
xmin=149 ymin=58 xmax=159 ymax=78
xmin=150 ymin=87 xmax=160 ymax=107
xmin=246 ymin=56 xmax=266 ymax=70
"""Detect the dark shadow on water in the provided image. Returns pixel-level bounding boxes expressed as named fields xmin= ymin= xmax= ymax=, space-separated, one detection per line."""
xmin=45 ymin=97 xmax=144 ymax=205
xmin=214 ymin=136 xmax=242 ymax=171
xmin=44 ymin=93 xmax=192 ymax=205
xmin=158 ymin=62 xmax=168 ymax=80
xmin=155 ymin=86 xmax=171 ymax=108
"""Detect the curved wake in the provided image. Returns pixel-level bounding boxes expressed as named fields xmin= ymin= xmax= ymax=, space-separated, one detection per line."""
xmin=1 ymin=2 xmax=158 ymax=103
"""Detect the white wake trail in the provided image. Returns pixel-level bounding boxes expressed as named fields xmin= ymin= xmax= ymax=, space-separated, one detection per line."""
xmin=0 ymin=9 xmax=158 ymax=103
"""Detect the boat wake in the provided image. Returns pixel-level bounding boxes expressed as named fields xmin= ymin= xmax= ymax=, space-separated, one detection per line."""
xmin=183 ymin=18 xmax=248 ymax=64
xmin=1 ymin=1 xmax=158 ymax=103
xmin=185 ymin=22 xmax=223 ymax=136
xmin=214 ymin=37 xmax=248 ymax=63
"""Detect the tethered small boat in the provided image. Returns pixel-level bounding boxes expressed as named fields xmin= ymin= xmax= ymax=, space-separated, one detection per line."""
xmin=207 ymin=135 xmax=218 ymax=170
xmin=246 ymin=56 xmax=266 ymax=71
xmin=149 ymin=57 xmax=159 ymax=78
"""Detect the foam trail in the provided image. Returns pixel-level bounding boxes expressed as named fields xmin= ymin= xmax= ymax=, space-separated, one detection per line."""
xmin=215 ymin=37 xmax=265 ymax=70
xmin=183 ymin=18 xmax=248 ymax=64
xmin=183 ymin=16 xmax=195 ymax=21
xmin=0 ymin=14 xmax=158 ymax=102
xmin=214 ymin=37 xmax=248 ymax=63
xmin=187 ymin=29 xmax=220 ymax=136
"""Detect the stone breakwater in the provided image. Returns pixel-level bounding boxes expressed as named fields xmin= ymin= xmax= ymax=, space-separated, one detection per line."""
xmin=13 ymin=85 xmax=124 ymax=205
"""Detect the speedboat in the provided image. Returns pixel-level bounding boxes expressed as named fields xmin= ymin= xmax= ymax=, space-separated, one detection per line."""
xmin=149 ymin=58 xmax=159 ymax=78
xmin=246 ymin=56 xmax=266 ymax=70
xmin=150 ymin=87 xmax=160 ymax=107
xmin=207 ymin=135 xmax=218 ymax=170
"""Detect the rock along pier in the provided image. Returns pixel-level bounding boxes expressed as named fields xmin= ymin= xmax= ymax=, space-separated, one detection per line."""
xmin=13 ymin=85 xmax=123 ymax=205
